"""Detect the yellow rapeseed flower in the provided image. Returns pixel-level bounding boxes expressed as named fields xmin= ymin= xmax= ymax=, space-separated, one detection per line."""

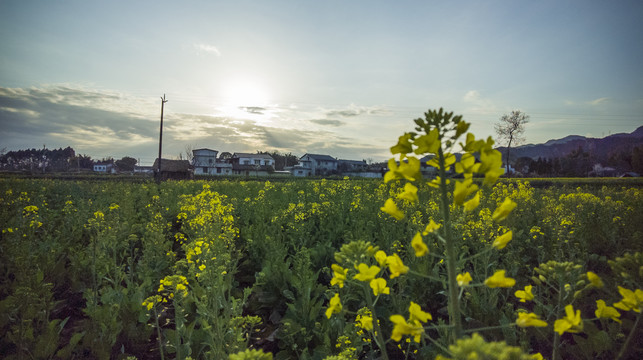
xmin=595 ymin=300 xmax=621 ymax=323
xmin=515 ymin=285 xmax=534 ymax=302
xmin=409 ymin=302 xmax=432 ymax=324
xmin=516 ymin=312 xmax=547 ymax=328
xmin=374 ymin=250 xmax=388 ymax=266
xmin=453 ymin=179 xmax=479 ymax=206
xmin=492 ymin=198 xmax=517 ymax=222
xmin=413 ymin=128 xmax=440 ymax=155
xmin=386 ymin=253 xmax=409 ymax=279
xmin=586 ymin=271 xmax=604 ymax=288
xmin=391 ymin=133 xmax=413 ymax=155
xmin=357 ymin=314 xmax=373 ymax=331
xmin=389 ymin=315 xmax=424 ymax=343
xmin=492 ymin=231 xmax=513 ymax=250
xmin=463 ymin=191 xmax=480 ymax=212
xmin=353 ymin=263 xmax=381 ymax=282
xmin=456 ymin=272 xmax=472 ymax=286
xmin=325 ymin=293 xmax=342 ymax=319
xmin=397 ymin=182 xmax=419 ymax=203
xmin=370 ymin=278 xmax=390 ymax=296
xmin=381 ymin=198 xmax=404 ymax=220
xmin=613 ymin=286 xmax=643 ymax=313
xmin=554 ymin=304 xmax=583 ymax=335
xmin=331 ymin=264 xmax=348 ymax=288
xmin=484 ymin=270 xmax=516 ymax=288
xmin=411 ymin=232 xmax=428 ymax=257
xmin=423 ymin=219 xmax=441 ymax=235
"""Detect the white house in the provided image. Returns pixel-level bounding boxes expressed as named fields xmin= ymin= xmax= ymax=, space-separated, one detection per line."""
xmin=231 ymin=153 xmax=275 ymax=167
xmin=93 ymin=161 xmax=115 ymax=173
xmin=192 ymin=148 xmax=233 ymax=176
xmin=231 ymin=153 xmax=275 ymax=176
xmin=298 ymin=154 xmax=338 ymax=176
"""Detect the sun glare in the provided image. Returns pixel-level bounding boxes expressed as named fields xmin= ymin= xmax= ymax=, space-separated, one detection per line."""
xmin=222 ymin=80 xmax=269 ymax=108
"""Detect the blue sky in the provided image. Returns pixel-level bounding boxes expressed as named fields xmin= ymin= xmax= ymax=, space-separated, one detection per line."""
xmin=1 ymin=0 xmax=642 ymax=164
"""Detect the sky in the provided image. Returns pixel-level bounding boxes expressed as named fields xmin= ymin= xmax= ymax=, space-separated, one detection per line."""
xmin=1 ymin=0 xmax=642 ymax=165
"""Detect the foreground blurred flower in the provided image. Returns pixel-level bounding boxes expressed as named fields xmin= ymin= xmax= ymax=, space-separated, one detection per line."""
xmin=390 ymin=315 xmax=424 ymax=343
xmin=492 ymin=198 xmax=517 ymax=222
xmin=554 ymin=304 xmax=583 ymax=335
xmin=409 ymin=302 xmax=432 ymax=324
xmin=397 ymin=182 xmax=419 ymax=203
xmin=516 ymin=312 xmax=547 ymax=328
xmin=370 ymin=278 xmax=390 ymax=296
xmin=613 ymin=286 xmax=643 ymax=313
xmin=587 ymin=271 xmax=604 ymax=288
xmin=386 ymin=253 xmax=409 ymax=279
xmin=492 ymin=230 xmax=513 ymax=250
xmin=423 ymin=219 xmax=442 ymax=235
xmin=456 ymin=272 xmax=472 ymax=287
xmin=325 ymin=293 xmax=342 ymax=319
xmin=353 ymin=263 xmax=381 ymax=282
xmin=515 ymin=285 xmax=534 ymax=302
xmin=331 ymin=264 xmax=348 ymax=288
xmin=381 ymin=198 xmax=404 ymax=220
xmin=595 ymin=300 xmax=621 ymax=323
xmin=484 ymin=270 xmax=516 ymax=288
xmin=411 ymin=232 xmax=428 ymax=257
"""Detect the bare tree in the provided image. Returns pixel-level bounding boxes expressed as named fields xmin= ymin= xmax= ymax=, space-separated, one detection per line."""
xmin=184 ymin=144 xmax=197 ymax=164
xmin=495 ymin=110 xmax=529 ymax=177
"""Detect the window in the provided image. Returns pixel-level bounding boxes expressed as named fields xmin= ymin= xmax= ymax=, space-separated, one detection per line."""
xmin=254 ymin=159 xmax=261 ymax=165
xmin=243 ymin=160 xmax=250 ymax=165
xmin=203 ymin=167 xmax=208 ymax=173
xmin=217 ymin=167 xmax=221 ymax=174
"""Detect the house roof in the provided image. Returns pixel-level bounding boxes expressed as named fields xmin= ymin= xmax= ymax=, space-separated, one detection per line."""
xmin=301 ymin=153 xmax=337 ymax=162
xmin=153 ymin=159 xmax=191 ymax=172
xmin=338 ymin=159 xmax=367 ymax=165
xmin=232 ymin=153 xmax=275 ymax=160
xmin=193 ymin=148 xmax=218 ymax=153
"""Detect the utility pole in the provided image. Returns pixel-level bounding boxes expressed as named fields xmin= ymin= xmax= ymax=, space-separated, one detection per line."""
xmin=157 ymin=94 xmax=168 ymax=183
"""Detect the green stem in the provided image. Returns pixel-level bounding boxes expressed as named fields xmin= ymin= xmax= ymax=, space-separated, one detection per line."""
xmin=616 ymin=310 xmax=642 ymax=360
xmin=408 ymin=269 xmax=443 ymax=282
xmin=153 ymin=306 xmax=165 ymax=360
xmin=438 ymin=146 xmax=462 ymax=341
xmin=364 ymin=286 xmax=390 ymax=360
xmin=552 ymin=283 xmax=564 ymax=360
xmin=463 ymin=324 xmax=514 ymax=333
xmin=174 ymin=299 xmax=181 ymax=360
xmin=461 ymin=246 xmax=494 ymax=263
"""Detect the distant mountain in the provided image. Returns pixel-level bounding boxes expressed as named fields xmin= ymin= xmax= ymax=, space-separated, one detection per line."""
xmin=496 ymin=126 xmax=643 ymax=162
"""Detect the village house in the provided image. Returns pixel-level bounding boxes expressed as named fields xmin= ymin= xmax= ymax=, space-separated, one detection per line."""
xmin=153 ymin=158 xmax=192 ymax=180
xmin=298 ymin=153 xmax=338 ymax=176
xmin=93 ymin=160 xmax=115 ymax=174
xmin=192 ymin=148 xmax=232 ymax=176
xmin=230 ymin=153 xmax=275 ymax=176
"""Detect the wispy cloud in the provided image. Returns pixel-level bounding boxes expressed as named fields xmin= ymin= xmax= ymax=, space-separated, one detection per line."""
xmin=325 ymin=105 xmax=389 ymax=118
xmin=309 ymin=119 xmax=345 ymax=127
xmin=587 ymin=97 xmax=609 ymax=106
xmin=463 ymin=90 xmax=498 ymax=114
xmin=193 ymin=43 xmax=222 ymax=56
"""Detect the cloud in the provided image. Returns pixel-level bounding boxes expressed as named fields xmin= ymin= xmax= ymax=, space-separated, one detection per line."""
xmin=325 ymin=105 xmax=389 ymax=118
xmin=194 ymin=43 xmax=222 ymax=56
xmin=463 ymin=90 xmax=498 ymax=114
xmin=587 ymin=97 xmax=609 ymax=106
xmin=239 ymin=106 xmax=266 ymax=114
xmin=309 ymin=119 xmax=345 ymax=127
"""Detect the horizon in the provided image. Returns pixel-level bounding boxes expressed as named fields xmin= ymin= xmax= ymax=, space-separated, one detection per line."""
xmin=1 ymin=1 xmax=642 ymax=165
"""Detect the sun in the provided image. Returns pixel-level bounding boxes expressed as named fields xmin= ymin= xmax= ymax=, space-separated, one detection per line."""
xmin=222 ymin=79 xmax=269 ymax=108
